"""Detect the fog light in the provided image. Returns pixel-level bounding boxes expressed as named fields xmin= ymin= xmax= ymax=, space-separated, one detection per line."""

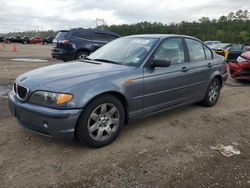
xmin=43 ymin=121 xmax=48 ymax=128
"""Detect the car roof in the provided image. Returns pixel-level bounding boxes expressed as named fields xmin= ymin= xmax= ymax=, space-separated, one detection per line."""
xmin=124 ymin=34 xmax=202 ymax=41
xmin=60 ymin=28 xmax=120 ymax=37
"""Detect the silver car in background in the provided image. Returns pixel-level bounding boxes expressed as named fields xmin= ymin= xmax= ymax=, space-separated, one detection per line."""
xmin=9 ymin=34 xmax=228 ymax=147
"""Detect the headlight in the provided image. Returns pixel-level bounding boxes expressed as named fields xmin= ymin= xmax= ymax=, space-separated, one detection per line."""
xmin=29 ymin=91 xmax=73 ymax=106
xmin=237 ymin=56 xmax=246 ymax=63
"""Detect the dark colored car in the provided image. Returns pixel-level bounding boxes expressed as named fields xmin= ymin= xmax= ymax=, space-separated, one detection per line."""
xmin=211 ymin=43 xmax=245 ymax=62
xmin=9 ymin=34 xmax=228 ymax=147
xmin=228 ymin=51 xmax=250 ymax=80
xmin=22 ymin=36 xmax=31 ymax=44
xmin=0 ymin=36 xmax=4 ymax=42
xmin=4 ymin=36 xmax=31 ymax=44
xmin=51 ymin=28 xmax=119 ymax=61
xmin=227 ymin=44 xmax=245 ymax=61
xmin=30 ymin=37 xmax=42 ymax=44
xmin=42 ymin=37 xmax=54 ymax=44
xmin=5 ymin=36 xmax=23 ymax=44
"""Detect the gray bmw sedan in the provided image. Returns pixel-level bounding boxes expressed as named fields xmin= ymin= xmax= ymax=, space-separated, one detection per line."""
xmin=9 ymin=34 xmax=228 ymax=147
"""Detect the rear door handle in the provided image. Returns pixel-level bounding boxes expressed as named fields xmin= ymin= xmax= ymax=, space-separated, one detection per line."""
xmin=181 ymin=66 xmax=189 ymax=72
xmin=208 ymin=62 xmax=213 ymax=67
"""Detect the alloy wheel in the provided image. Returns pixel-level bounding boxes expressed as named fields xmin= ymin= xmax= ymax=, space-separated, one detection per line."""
xmin=87 ymin=103 xmax=120 ymax=142
xmin=208 ymin=81 xmax=220 ymax=103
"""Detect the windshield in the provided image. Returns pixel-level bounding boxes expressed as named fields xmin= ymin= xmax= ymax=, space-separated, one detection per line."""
xmin=55 ymin=31 xmax=68 ymax=39
xmin=228 ymin=44 xmax=243 ymax=51
xmin=88 ymin=37 xmax=159 ymax=67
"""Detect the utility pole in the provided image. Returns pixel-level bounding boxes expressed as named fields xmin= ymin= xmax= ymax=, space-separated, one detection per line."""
xmin=95 ymin=18 xmax=107 ymax=29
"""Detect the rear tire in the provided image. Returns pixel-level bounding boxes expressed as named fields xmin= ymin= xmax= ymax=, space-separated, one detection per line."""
xmin=75 ymin=51 xmax=89 ymax=60
xmin=76 ymin=94 xmax=125 ymax=148
xmin=201 ymin=78 xmax=221 ymax=107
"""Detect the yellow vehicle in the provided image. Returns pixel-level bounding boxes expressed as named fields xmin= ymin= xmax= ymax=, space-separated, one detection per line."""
xmin=210 ymin=43 xmax=231 ymax=60
xmin=210 ymin=43 xmax=245 ymax=62
xmin=214 ymin=49 xmax=230 ymax=60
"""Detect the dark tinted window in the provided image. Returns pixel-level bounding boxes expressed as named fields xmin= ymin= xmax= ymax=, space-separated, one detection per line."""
xmin=154 ymin=38 xmax=185 ymax=64
xmin=228 ymin=44 xmax=244 ymax=51
xmin=93 ymin=33 xmax=110 ymax=42
xmin=73 ymin=31 xmax=93 ymax=40
xmin=108 ymin=35 xmax=118 ymax=41
xmin=186 ymin=39 xmax=205 ymax=61
xmin=204 ymin=45 xmax=213 ymax=60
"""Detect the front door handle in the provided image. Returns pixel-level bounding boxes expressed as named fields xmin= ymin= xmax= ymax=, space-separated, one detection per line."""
xmin=208 ymin=62 xmax=213 ymax=67
xmin=181 ymin=66 xmax=189 ymax=72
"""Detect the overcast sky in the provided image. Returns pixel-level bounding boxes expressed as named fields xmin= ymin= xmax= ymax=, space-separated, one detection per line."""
xmin=0 ymin=0 xmax=249 ymax=33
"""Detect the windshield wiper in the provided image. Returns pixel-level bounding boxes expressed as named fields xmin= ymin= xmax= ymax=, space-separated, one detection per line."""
xmin=93 ymin=58 xmax=122 ymax=65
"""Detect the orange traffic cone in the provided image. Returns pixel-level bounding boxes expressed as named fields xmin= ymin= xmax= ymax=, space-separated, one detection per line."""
xmin=12 ymin=43 xmax=17 ymax=52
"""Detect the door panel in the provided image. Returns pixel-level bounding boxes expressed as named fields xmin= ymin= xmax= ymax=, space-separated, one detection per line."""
xmin=185 ymin=39 xmax=212 ymax=99
xmin=143 ymin=37 xmax=189 ymax=113
xmin=143 ymin=65 xmax=189 ymax=113
xmin=185 ymin=60 xmax=211 ymax=98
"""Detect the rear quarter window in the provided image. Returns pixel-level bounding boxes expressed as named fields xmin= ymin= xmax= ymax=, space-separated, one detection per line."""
xmin=204 ymin=45 xmax=213 ymax=60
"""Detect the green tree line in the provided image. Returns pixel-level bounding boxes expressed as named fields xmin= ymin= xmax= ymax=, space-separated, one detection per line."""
xmin=1 ymin=10 xmax=250 ymax=44
xmin=104 ymin=10 xmax=250 ymax=44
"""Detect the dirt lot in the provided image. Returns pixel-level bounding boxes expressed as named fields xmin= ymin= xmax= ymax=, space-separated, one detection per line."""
xmin=0 ymin=43 xmax=250 ymax=188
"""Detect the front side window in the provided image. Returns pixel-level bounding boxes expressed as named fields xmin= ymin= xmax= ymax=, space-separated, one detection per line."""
xmin=153 ymin=38 xmax=185 ymax=64
xmin=186 ymin=39 xmax=206 ymax=62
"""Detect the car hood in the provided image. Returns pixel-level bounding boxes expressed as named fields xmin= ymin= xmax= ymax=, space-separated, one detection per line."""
xmin=16 ymin=61 xmax=135 ymax=91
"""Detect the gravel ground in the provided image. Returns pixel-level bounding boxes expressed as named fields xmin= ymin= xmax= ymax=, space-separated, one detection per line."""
xmin=0 ymin=43 xmax=250 ymax=188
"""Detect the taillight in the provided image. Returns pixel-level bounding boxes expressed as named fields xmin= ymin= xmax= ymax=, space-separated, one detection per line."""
xmin=60 ymin=40 xmax=71 ymax=44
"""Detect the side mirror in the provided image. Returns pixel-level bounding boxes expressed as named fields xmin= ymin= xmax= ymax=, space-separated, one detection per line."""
xmin=152 ymin=59 xmax=171 ymax=67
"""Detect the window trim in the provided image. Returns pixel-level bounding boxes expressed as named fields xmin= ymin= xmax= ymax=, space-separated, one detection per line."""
xmin=203 ymin=44 xmax=214 ymax=60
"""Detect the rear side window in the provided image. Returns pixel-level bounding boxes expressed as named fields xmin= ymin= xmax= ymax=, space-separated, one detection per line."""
xmin=93 ymin=33 xmax=110 ymax=42
xmin=73 ymin=32 xmax=93 ymax=40
xmin=204 ymin=45 xmax=213 ymax=60
xmin=186 ymin=39 xmax=206 ymax=62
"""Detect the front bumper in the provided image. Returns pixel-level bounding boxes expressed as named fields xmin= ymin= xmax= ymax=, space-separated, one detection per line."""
xmin=8 ymin=91 xmax=82 ymax=139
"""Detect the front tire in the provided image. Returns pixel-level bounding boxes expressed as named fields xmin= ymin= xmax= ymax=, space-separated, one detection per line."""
xmin=76 ymin=94 xmax=125 ymax=148
xmin=75 ymin=51 xmax=89 ymax=60
xmin=201 ymin=78 xmax=221 ymax=107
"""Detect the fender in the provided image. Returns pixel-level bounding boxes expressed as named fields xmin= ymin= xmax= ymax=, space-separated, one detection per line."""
xmin=207 ymin=70 xmax=222 ymax=87
xmin=73 ymin=82 xmax=126 ymax=109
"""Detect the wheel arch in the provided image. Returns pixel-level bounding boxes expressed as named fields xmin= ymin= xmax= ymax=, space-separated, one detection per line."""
xmin=79 ymin=91 xmax=129 ymax=124
xmin=214 ymin=75 xmax=222 ymax=86
xmin=74 ymin=90 xmax=129 ymax=138
xmin=208 ymin=71 xmax=223 ymax=87
xmin=74 ymin=48 xmax=91 ymax=59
